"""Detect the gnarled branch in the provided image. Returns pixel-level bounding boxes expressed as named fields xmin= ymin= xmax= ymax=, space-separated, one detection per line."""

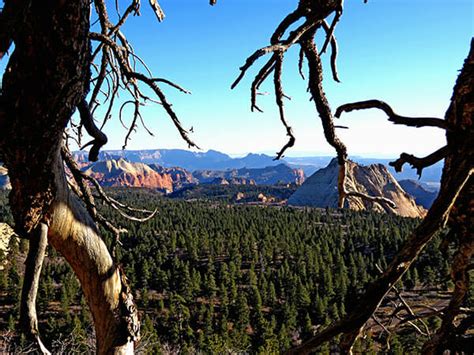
xmin=78 ymin=99 xmax=108 ymax=162
xmin=390 ymin=146 xmax=449 ymax=178
xmin=335 ymin=99 xmax=447 ymax=129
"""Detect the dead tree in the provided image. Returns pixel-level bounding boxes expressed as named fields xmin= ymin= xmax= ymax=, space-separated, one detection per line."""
xmin=230 ymin=0 xmax=473 ymax=353
xmin=0 ymin=0 xmax=211 ymax=353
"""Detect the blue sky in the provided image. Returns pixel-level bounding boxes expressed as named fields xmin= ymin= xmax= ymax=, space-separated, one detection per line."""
xmin=3 ymin=0 xmax=473 ymax=157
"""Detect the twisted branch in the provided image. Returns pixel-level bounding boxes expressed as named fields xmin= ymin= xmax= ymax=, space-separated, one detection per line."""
xmin=390 ymin=146 xmax=449 ymax=178
xmin=335 ymin=99 xmax=447 ymax=129
xmin=77 ymin=99 xmax=108 ymax=162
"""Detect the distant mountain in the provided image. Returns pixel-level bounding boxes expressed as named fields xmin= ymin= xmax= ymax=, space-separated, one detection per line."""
xmin=194 ymin=164 xmax=305 ymax=186
xmin=398 ymin=179 xmax=438 ymax=209
xmin=74 ymin=149 xmax=296 ymax=172
xmin=83 ymin=158 xmax=194 ymax=192
xmin=74 ymin=149 xmax=443 ymax=183
xmin=74 ymin=149 xmax=282 ymax=171
xmin=288 ymin=159 xmax=425 ymax=218
xmin=0 ymin=165 xmax=10 ymax=190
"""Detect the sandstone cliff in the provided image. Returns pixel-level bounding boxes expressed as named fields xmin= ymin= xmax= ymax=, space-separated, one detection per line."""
xmin=83 ymin=158 xmax=175 ymax=192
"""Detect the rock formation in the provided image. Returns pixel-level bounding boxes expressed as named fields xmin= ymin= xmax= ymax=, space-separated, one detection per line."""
xmin=194 ymin=164 xmax=304 ymax=185
xmin=288 ymin=159 xmax=426 ymax=218
xmin=83 ymin=158 xmax=175 ymax=192
xmin=398 ymin=179 xmax=438 ymax=209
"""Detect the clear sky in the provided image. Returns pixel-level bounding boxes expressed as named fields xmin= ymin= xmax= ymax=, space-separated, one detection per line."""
xmin=3 ymin=0 xmax=473 ymax=157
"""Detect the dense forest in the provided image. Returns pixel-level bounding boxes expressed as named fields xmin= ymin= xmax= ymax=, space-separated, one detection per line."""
xmin=0 ymin=188 xmax=470 ymax=353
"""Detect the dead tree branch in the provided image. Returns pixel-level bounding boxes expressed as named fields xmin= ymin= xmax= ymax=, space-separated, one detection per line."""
xmin=335 ymin=99 xmax=448 ymax=129
xmin=88 ymin=31 xmax=198 ymax=149
xmin=321 ymin=19 xmax=340 ymax=82
xmin=231 ymin=0 xmax=394 ymax=211
xmin=77 ymin=99 xmax=108 ymax=162
xmin=389 ymin=146 xmax=449 ymax=178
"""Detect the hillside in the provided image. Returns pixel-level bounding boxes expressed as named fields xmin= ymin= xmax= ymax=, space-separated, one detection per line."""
xmin=398 ymin=179 xmax=438 ymax=209
xmin=80 ymin=158 xmax=305 ymax=190
xmin=288 ymin=159 xmax=425 ymax=218
xmin=193 ymin=164 xmax=305 ymax=186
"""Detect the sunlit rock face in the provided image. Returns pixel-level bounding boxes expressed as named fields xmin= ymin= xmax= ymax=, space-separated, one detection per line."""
xmin=288 ymin=158 xmax=426 ymax=218
xmin=83 ymin=158 xmax=194 ymax=192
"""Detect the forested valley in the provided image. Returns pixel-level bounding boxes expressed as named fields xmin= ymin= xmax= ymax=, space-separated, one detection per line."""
xmin=0 ymin=188 xmax=469 ymax=353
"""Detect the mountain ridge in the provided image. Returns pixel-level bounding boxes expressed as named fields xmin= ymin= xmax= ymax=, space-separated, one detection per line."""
xmin=73 ymin=149 xmax=442 ymax=183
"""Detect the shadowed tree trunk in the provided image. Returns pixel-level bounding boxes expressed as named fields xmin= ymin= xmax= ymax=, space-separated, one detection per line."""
xmin=0 ymin=1 xmax=138 ymax=353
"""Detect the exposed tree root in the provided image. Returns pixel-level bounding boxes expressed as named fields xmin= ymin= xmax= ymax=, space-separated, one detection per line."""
xmin=19 ymin=223 xmax=51 ymax=355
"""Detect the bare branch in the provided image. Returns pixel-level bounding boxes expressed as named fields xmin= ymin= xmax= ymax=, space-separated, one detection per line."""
xmin=270 ymin=8 xmax=304 ymax=45
xmin=89 ymin=31 xmax=199 ymax=149
xmin=153 ymin=78 xmax=192 ymax=94
xmin=274 ymin=51 xmax=295 ymax=160
xmin=148 ymin=0 xmax=165 ymax=22
xmin=300 ymin=30 xmax=350 ymax=208
xmin=389 ymin=146 xmax=449 ymax=178
xmin=231 ymin=19 xmax=319 ymax=89
xmin=335 ymin=99 xmax=447 ymax=129
xmin=320 ymin=9 xmax=342 ymax=55
xmin=298 ymin=47 xmax=305 ymax=79
xmin=321 ymin=20 xmax=340 ymax=82
xmin=78 ymin=99 xmax=108 ymax=162
xmin=251 ymin=55 xmax=277 ymax=112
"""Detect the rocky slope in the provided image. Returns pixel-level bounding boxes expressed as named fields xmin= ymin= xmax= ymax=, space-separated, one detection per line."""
xmin=288 ymin=159 xmax=426 ymax=218
xmin=148 ymin=164 xmax=198 ymax=189
xmin=398 ymin=179 xmax=438 ymax=209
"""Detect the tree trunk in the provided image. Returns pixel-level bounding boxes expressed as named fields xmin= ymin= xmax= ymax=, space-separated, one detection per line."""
xmin=0 ymin=1 xmax=138 ymax=353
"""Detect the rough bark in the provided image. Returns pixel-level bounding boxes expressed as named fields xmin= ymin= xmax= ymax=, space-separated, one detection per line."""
xmin=0 ymin=0 xmax=138 ymax=353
